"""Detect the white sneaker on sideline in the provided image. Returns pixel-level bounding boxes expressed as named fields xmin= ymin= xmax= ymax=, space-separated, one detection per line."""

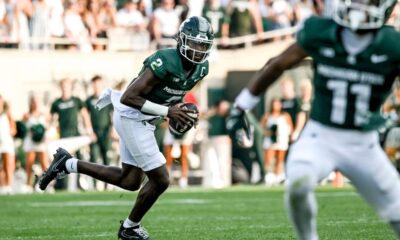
xmin=1 ymin=186 xmax=13 ymax=195
xmin=21 ymin=185 xmax=33 ymax=194
xmin=179 ymin=177 xmax=188 ymax=189
xmin=264 ymin=173 xmax=276 ymax=187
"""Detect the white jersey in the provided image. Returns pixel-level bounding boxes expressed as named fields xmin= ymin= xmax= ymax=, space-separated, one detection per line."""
xmin=263 ymin=114 xmax=290 ymax=150
xmin=153 ymin=7 xmax=179 ymax=37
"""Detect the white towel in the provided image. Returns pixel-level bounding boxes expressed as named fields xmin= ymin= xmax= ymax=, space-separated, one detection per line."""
xmin=95 ymin=88 xmax=112 ymax=110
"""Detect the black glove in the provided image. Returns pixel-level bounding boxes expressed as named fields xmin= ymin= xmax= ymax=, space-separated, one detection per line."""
xmin=226 ymin=107 xmax=254 ymax=148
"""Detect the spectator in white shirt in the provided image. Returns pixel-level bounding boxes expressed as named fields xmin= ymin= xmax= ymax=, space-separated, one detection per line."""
xmin=150 ymin=0 xmax=180 ymax=49
xmin=116 ymin=0 xmax=147 ymax=31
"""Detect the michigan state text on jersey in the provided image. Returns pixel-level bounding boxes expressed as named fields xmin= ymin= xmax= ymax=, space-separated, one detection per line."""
xmin=298 ymin=16 xmax=399 ymax=130
xmin=230 ymin=0 xmax=400 ymax=239
xmin=38 ymin=16 xmax=214 ymax=240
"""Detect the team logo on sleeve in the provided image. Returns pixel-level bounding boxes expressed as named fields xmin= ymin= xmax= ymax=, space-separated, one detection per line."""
xmin=320 ymin=48 xmax=335 ymax=58
xmin=370 ymin=54 xmax=388 ymax=63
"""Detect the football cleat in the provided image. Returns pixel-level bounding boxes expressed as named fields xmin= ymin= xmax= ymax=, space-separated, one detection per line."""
xmin=38 ymin=148 xmax=72 ymax=190
xmin=118 ymin=221 xmax=150 ymax=240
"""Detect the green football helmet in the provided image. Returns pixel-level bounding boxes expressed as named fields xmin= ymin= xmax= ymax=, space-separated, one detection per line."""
xmin=333 ymin=0 xmax=397 ymax=30
xmin=177 ymin=16 xmax=214 ymax=64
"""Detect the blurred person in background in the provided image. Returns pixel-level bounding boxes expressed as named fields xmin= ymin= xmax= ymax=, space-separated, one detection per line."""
xmin=0 ymin=95 xmax=16 ymax=194
xmin=39 ymin=16 xmax=213 ymax=240
xmin=383 ymin=81 xmax=400 ymax=163
xmin=30 ymin=0 xmax=52 ymax=50
xmin=163 ymin=91 xmax=198 ymax=188
xmin=291 ymin=79 xmax=312 ymax=142
xmin=271 ymin=0 xmax=293 ymax=28
xmin=82 ymin=0 xmax=103 ymax=50
xmin=226 ymin=0 xmax=263 ymax=41
xmin=293 ymin=0 xmax=315 ymax=25
xmin=207 ymin=100 xmax=230 ymax=142
xmin=137 ymin=0 xmax=153 ymax=18
xmin=280 ymin=78 xmax=300 ymax=131
xmin=116 ymin=0 xmax=147 ymax=31
xmin=260 ymin=98 xmax=292 ymax=186
xmin=163 ymin=125 xmax=195 ymax=188
xmin=227 ymin=0 xmax=400 ymax=237
xmin=63 ymin=0 xmax=92 ymax=51
xmin=150 ymin=0 xmax=180 ymax=49
xmin=82 ymin=0 xmax=117 ymax=51
xmin=50 ymin=78 xmax=95 ymax=190
xmin=202 ymin=0 xmax=230 ymax=46
xmin=259 ymin=0 xmax=293 ymax=32
xmin=47 ymin=0 xmax=64 ymax=40
xmin=259 ymin=0 xmax=278 ymax=31
xmin=0 ymin=0 xmax=6 ymax=39
xmin=22 ymin=95 xmax=49 ymax=193
xmin=85 ymin=75 xmax=114 ymax=189
xmin=97 ymin=0 xmax=117 ymax=36
xmin=175 ymin=0 xmax=189 ymax=22
xmin=7 ymin=0 xmax=33 ymax=49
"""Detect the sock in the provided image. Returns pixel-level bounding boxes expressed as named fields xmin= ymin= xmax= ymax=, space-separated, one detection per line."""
xmin=123 ymin=218 xmax=140 ymax=228
xmin=65 ymin=158 xmax=79 ymax=173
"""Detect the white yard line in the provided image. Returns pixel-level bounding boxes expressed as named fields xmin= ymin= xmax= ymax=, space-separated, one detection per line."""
xmin=25 ymin=198 xmax=209 ymax=208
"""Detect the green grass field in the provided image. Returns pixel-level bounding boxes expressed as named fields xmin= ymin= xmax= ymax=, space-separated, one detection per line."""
xmin=0 ymin=186 xmax=396 ymax=240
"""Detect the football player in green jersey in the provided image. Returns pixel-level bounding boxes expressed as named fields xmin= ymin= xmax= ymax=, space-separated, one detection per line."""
xmin=38 ymin=16 xmax=214 ymax=240
xmin=228 ymin=0 xmax=400 ymax=239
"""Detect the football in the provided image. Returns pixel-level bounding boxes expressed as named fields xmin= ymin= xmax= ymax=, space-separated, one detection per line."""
xmin=169 ymin=103 xmax=199 ymax=136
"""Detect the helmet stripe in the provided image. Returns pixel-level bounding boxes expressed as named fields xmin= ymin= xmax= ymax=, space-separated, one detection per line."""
xmin=198 ymin=17 xmax=209 ymax=33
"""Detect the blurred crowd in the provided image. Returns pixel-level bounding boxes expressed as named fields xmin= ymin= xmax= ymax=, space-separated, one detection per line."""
xmin=1 ymin=0 xmax=400 ymax=194
xmin=1 ymin=74 xmax=400 ymax=194
xmin=3 ymin=0 xmax=399 ymax=51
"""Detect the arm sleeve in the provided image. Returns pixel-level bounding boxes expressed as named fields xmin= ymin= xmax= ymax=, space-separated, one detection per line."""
xmin=296 ymin=17 xmax=314 ymax=51
xmin=50 ymin=101 xmax=57 ymax=114
xmin=75 ymin=97 xmax=84 ymax=110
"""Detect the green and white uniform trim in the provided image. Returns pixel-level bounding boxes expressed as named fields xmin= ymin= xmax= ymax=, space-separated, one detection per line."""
xmin=297 ymin=16 xmax=400 ymax=131
xmin=98 ymin=48 xmax=209 ymax=121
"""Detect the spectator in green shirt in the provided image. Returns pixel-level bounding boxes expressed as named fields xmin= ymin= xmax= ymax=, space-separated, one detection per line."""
xmin=85 ymin=75 xmax=114 ymax=168
xmin=50 ymin=78 xmax=95 ymax=189
xmin=202 ymin=0 xmax=230 ymax=46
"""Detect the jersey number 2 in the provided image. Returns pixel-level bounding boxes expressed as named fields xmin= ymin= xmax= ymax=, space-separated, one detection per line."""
xmin=327 ymin=80 xmax=371 ymax=126
xmin=150 ymin=58 xmax=163 ymax=70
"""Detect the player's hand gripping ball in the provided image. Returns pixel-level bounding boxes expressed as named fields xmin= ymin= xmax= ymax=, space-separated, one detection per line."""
xmin=169 ymin=103 xmax=199 ymax=136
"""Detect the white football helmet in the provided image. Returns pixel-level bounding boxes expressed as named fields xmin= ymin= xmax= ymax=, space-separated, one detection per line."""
xmin=333 ymin=0 xmax=397 ymax=30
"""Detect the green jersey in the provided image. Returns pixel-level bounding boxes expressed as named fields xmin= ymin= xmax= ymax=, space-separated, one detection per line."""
xmin=130 ymin=48 xmax=209 ymax=106
xmin=86 ymin=95 xmax=113 ymax=130
xmin=229 ymin=0 xmax=253 ymax=37
xmin=202 ymin=4 xmax=230 ymax=38
xmin=50 ymin=97 xmax=83 ymax=137
xmin=297 ymin=16 xmax=400 ymax=130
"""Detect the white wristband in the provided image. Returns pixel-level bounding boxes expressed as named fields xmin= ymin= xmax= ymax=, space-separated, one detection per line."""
xmin=141 ymin=100 xmax=169 ymax=116
xmin=234 ymin=88 xmax=260 ymax=110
